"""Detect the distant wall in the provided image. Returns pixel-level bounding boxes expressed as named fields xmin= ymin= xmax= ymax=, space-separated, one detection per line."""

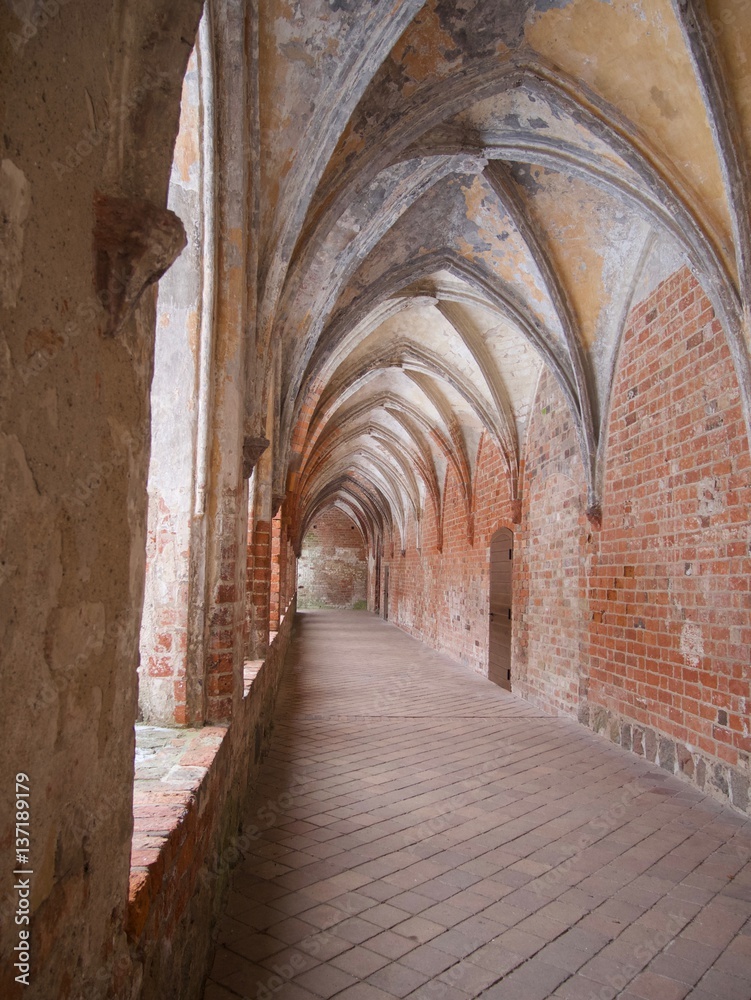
xmin=298 ymin=507 xmax=367 ymax=608
xmin=384 ymin=433 xmax=513 ymax=673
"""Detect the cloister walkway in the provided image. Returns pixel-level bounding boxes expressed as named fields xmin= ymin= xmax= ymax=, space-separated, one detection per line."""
xmin=202 ymin=611 xmax=751 ymax=1000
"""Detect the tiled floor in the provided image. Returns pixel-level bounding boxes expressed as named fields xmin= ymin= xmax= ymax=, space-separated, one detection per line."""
xmin=202 ymin=611 xmax=751 ymax=1000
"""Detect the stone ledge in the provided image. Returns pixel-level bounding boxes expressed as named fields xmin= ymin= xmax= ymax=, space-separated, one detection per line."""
xmin=128 ymin=725 xmax=228 ymax=941
xmin=243 ymin=659 xmax=263 ymax=695
xmin=127 ymin=607 xmax=293 ymax=947
xmin=245 ymin=610 xmax=286 ymax=694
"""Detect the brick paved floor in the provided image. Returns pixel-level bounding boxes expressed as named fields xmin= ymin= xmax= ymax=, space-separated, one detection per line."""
xmin=202 ymin=611 xmax=751 ymax=1000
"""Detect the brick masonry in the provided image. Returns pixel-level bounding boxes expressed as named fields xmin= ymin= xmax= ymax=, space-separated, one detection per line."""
xmin=298 ymin=506 xmax=368 ymax=609
xmin=382 ymin=266 xmax=751 ymax=816
xmin=129 ymin=601 xmax=296 ymax=1000
xmin=588 ymin=266 xmax=751 ymax=813
xmin=385 ymin=433 xmax=514 ymax=673
xmin=514 ymin=370 xmax=591 ymax=719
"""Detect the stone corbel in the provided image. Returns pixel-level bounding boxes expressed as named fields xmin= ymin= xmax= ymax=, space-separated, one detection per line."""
xmin=93 ymin=192 xmax=187 ymax=337
xmin=242 ymin=436 xmax=269 ymax=479
xmin=271 ymin=493 xmax=286 ymax=517
xmin=586 ymin=503 xmax=602 ymax=530
xmin=510 ymin=498 xmax=522 ymax=524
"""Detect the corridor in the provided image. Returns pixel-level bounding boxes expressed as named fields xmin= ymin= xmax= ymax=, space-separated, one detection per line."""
xmin=202 ymin=612 xmax=751 ymax=1000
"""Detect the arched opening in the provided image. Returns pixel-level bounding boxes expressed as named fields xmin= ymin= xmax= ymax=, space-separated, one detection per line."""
xmin=138 ymin=11 xmax=215 ymax=727
xmin=489 ymin=526 xmax=513 ymax=691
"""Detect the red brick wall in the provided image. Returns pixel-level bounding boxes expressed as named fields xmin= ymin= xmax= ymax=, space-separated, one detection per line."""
xmin=385 ymin=434 xmax=514 ymax=673
xmin=513 ymin=369 xmax=591 ymax=718
xmin=247 ymin=515 xmax=272 ymax=656
xmin=588 ymin=266 xmax=751 ymax=806
xmin=378 ymin=266 xmax=751 ymax=814
xmin=298 ymin=506 xmax=367 ymax=608
xmin=130 ymin=605 xmax=296 ymax=999
xmin=205 ymin=491 xmax=249 ymax=723
xmin=270 ymin=514 xmax=282 ymax=630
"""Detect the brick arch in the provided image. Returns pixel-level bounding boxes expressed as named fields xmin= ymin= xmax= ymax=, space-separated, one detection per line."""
xmin=471 ymin=431 xmax=515 ymax=542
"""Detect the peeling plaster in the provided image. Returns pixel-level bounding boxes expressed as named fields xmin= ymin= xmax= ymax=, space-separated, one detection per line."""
xmin=680 ymin=620 xmax=704 ymax=668
xmin=525 ymin=0 xmax=732 ymax=248
xmin=0 ymin=158 xmax=31 ymax=309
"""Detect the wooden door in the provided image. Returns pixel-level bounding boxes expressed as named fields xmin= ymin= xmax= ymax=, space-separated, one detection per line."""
xmin=489 ymin=528 xmax=513 ymax=690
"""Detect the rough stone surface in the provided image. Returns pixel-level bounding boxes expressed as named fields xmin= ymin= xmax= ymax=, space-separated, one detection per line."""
xmin=0 ymin=3 xmax=203 ymax=999
xmin=93 ymin=193 xmax=187 ymax=337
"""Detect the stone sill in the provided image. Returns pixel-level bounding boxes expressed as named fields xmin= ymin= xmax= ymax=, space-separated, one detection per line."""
xmin=128 ymin=724 xmax=227 ymax=940
xmin=245 ymin=611 xmax=285 ymax=694
xmin=127 ymin=615 xmax=289 ymax=941
xmin=243 ymin=659 xmax=263 ymax=695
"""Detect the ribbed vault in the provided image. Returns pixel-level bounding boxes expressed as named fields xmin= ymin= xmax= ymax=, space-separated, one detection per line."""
xmin=252 ymin=0 xmax=751 ymax=558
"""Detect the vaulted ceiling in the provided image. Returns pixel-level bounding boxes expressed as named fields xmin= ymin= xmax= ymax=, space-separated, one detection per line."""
xmin=253 ymin=0 xmax=751 ymax=552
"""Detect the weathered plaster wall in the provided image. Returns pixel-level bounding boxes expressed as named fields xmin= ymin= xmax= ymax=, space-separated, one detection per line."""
xmin=0 ymin=3 xmax=202 ymax=998
xmin=202 ymin=0 xmax=253 ymax=726
xmin=298 ymin=506 xmax=367 ymax=609
xmin=140 ymin=47 xmax=203 ymax=726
